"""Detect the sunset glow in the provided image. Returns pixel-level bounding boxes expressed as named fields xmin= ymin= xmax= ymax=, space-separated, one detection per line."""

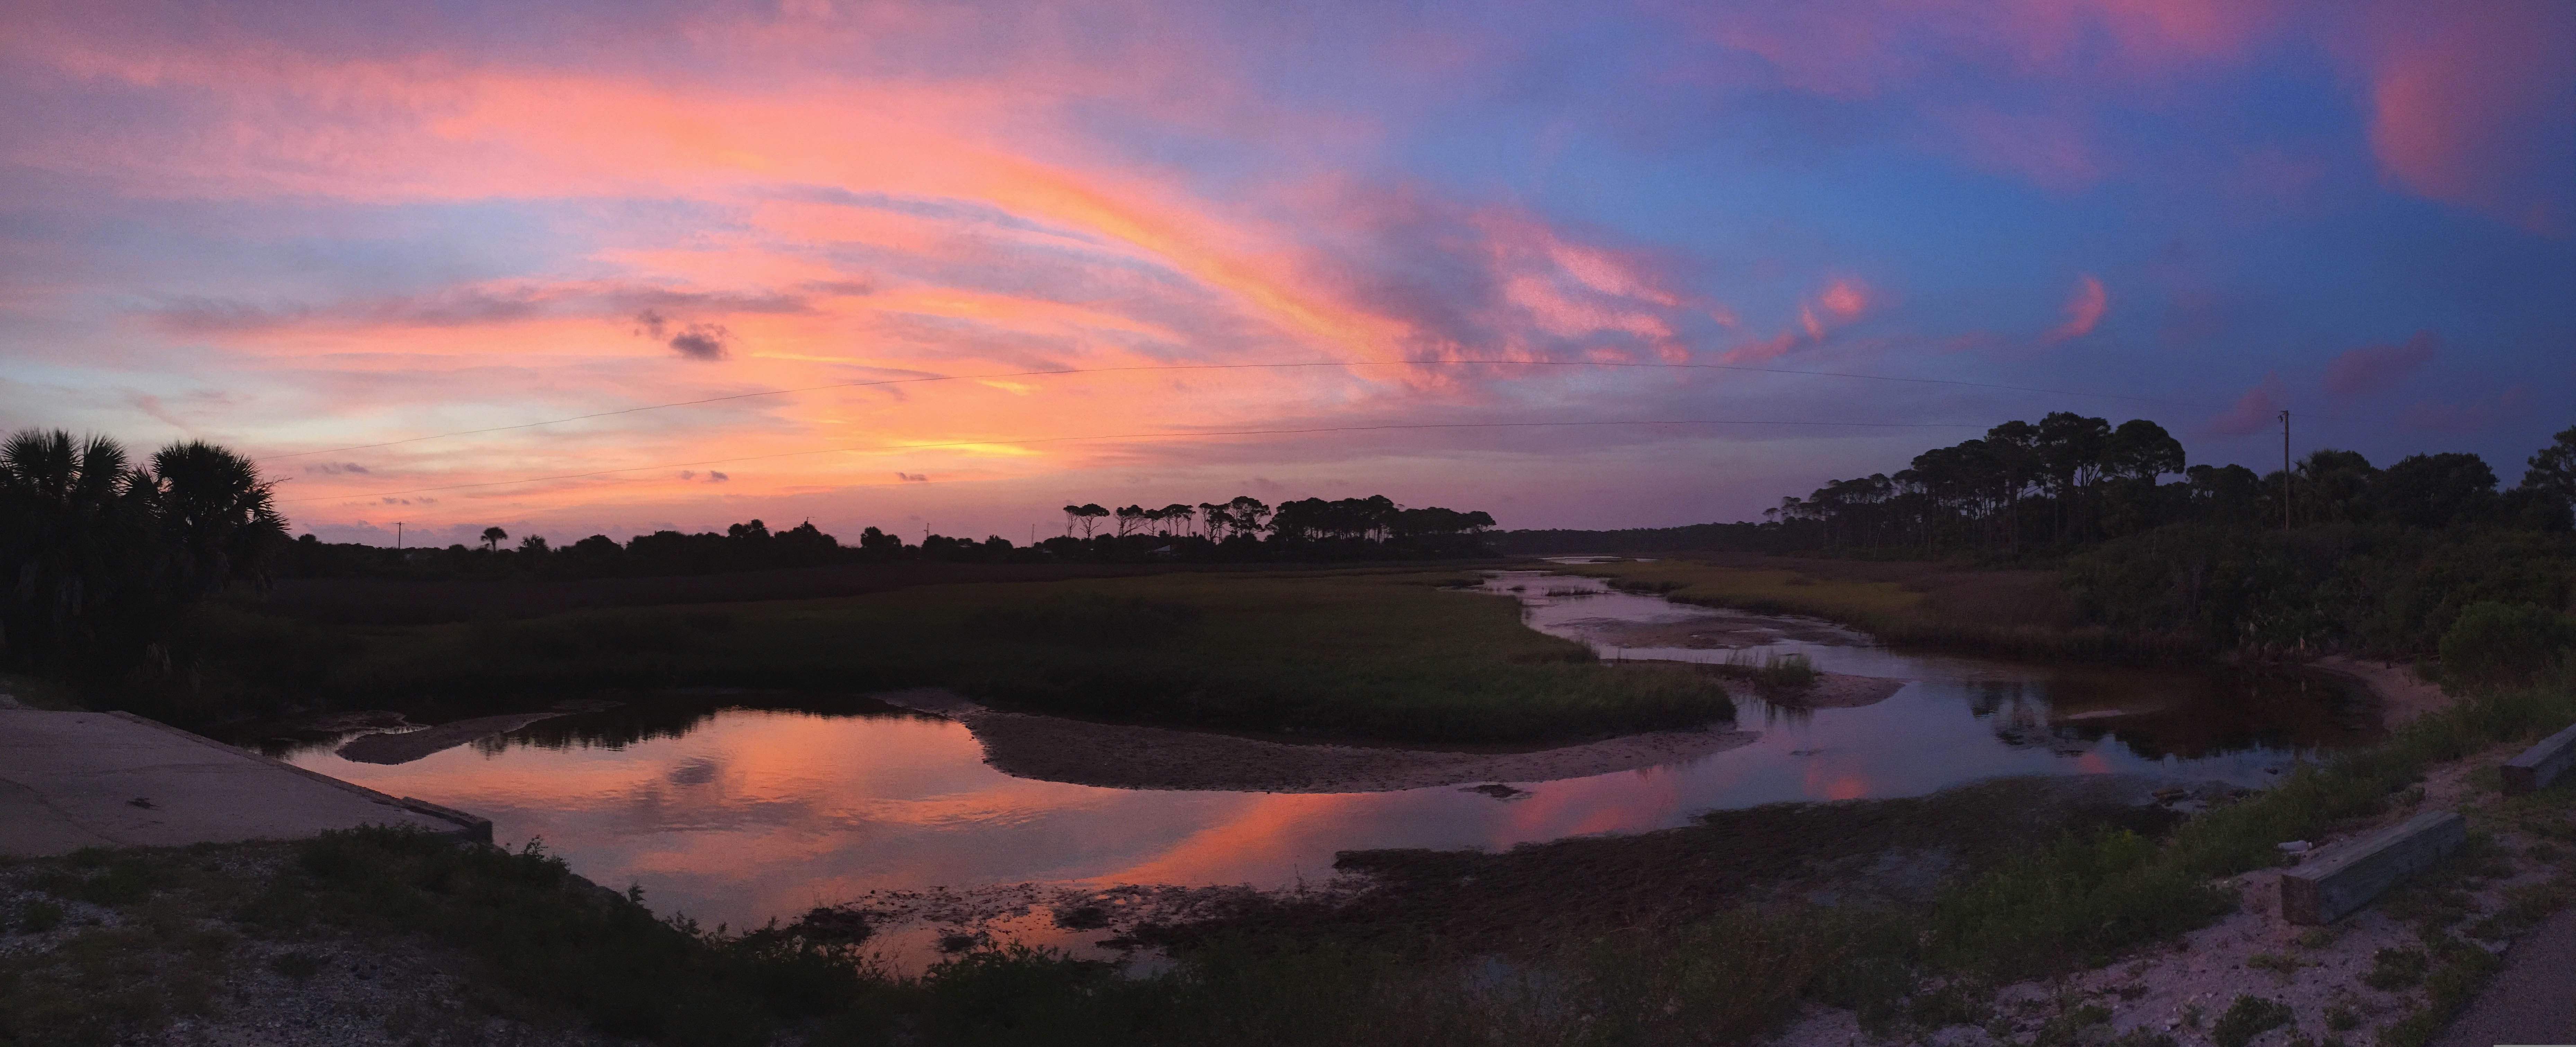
xmin=4 ymin=0 xmax=2569 ymax=545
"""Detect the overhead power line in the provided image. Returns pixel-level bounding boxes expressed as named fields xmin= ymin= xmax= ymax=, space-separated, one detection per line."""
xmin=257 ymin=358 xmax=2241 ymax=463
xmin=278 ymin=417 xmax=1989 ymax=504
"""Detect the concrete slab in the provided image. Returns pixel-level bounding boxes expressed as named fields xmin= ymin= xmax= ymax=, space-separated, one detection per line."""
xmin=2280 ymin=809 xmax=2467 ymax=925
xmin=0 ymin=708 xmax=486 ymax=857
xmin=2501 ymin=721 xmax=2576 ymax=795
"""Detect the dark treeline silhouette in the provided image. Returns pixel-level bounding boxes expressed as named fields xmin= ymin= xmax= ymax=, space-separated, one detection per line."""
xmin=1760 ymin=413 xmax=2570 ymax=554
xmin=1501 ymin=416 xmax=2576 ymax=661
xmin=0 ymin=429 xmax=285 ymax=685
xmin=277 ymin=494 xmax=1497 ymax=581
xmin=1503 ymin=415 xmax=2576 ymax=558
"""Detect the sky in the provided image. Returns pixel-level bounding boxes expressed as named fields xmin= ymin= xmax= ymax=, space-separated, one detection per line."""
xmin=2 ymin=0 xmax=2571 ymax=547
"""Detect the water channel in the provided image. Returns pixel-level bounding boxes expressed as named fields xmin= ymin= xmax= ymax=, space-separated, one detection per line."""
xmin=269 ymin=570 xmax=2378 ymax=961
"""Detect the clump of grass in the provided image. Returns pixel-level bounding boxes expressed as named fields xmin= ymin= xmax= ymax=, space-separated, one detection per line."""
xmin=2324 ymin=1004 xmax=2360 ymax=1032
xmin=26 ymin=849 xmax=165 ymax=908
xmin=1718 ymin=649 xmax=1820 ymax=690
xmin=2211 ymin=995 xmax=2293 ymax=1047
xmin=2247 ymin=952 xmax=2299 ymax=980
xmin=1922 ymin=828 xmax=2233 ymax=979
xmin=2363 ymin=947 xmax=2428 ymax=990
xmin=15 ymin=899 xmax=64 ymax=933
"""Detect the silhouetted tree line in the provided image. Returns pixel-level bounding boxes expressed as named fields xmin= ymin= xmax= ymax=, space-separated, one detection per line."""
xmin=275 ymin=494 xmax=1499 ymax=581
xmin=1504 ymin=415 xmax=2576 ymax=560
xmin=1763 ymin=413 xmax=2570 ymax=554
xmin=1504 ymin=416 xmax=2576 ymax=662
xmin=0 ymin=429 xmax=285 ymax=685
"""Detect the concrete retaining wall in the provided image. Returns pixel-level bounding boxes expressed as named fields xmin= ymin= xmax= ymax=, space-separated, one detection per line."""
xmin=2502 ymin=722 xmax=2576 ymax=796
xmin=2281 ymin=810 xmax=2467 ymax=925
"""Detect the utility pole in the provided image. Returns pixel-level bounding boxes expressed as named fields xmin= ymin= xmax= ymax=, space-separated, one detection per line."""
xmin=2279 ymin=410 xmax=2292 ymax=532
xmin=396 ymin=521 xmax=404 ymax=549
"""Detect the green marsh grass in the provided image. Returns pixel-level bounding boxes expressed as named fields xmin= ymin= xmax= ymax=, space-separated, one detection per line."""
xmin=1572 ymin=557 xmax=2198 ymax=661
xmin=237 ymin=568 xmax=1736 ymax=744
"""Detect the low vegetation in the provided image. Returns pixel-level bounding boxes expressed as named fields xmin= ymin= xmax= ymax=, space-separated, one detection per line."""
xmin=163 ymin=568 xmax=1734 ymax=744
xmin=1565 ymin=555 xmax=2165 ymax=661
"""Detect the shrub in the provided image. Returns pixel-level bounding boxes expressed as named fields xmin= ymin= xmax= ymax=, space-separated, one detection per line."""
xmin=2438 ymin=601 xmax=2574 ymax=690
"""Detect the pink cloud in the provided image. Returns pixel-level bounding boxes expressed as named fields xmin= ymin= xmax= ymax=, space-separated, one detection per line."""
xmin=2202 ymin=372 xmax=2285 ymax=437
xmin=2350 ymin=1 xmax=2576 ymax=234
xmin=2322 ymin=329 xmax=2438 ymax=397
xmin=2046 ymin=273 xmax=2107 ymax=342
xmin=1722 ymin=276 xmax=1874 ymax=364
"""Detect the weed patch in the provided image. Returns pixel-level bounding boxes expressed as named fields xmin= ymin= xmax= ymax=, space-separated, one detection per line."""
xmin=2212 ymin=995 xmax=2294 ymax=1047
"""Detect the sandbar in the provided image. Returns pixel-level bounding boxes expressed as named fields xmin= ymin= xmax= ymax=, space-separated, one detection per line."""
xmin=871 ymin=688 xmax=1757 ymax=793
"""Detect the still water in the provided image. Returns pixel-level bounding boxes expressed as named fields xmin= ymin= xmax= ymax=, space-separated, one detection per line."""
xmin=276 ymin=571 xmax=2375 ymax=949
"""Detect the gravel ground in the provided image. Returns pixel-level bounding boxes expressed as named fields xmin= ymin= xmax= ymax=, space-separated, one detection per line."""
xmin=0 ymin=845 xmax=622 ymax=1047
xmin=1771 ymin=741 xmax=2576 ymax=1047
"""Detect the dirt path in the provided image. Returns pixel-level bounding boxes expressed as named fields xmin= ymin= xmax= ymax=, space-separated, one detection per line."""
xmin=872 ymin=688 xmax=1758 ymax=792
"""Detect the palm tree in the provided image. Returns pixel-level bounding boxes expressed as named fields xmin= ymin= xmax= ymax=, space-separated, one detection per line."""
xmin=0 ymin=430 xmax=163 ymax=672
xmin=481 ymin=526 xmax=509 ymax=552
xmin=148 ymin=441 xmax=287 ymax=599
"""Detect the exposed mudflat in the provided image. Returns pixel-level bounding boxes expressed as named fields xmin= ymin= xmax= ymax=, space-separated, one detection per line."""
xmin=334 ymin=713 xmax=567 ymax=765
xmin=871 ymin=688 xmax=1758 ymax=793
xmin=1626 ymin=661 xmax=1909 ymax=710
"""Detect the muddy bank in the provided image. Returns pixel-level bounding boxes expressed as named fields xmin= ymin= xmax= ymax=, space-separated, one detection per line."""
xmin=2310 ymin=654 xmax=2452 ymax=729
xmin=333 ymin=713 xmax=568 ymax=765
xmin=872 ymin=688 xmax=1758 ymax=793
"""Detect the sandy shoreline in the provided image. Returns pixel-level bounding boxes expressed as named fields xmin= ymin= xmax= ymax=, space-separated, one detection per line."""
xmin=2308 ymin=654 xmax=2452 ymax=729
xmin=871 ymin=688 xmax=1759 ymax=793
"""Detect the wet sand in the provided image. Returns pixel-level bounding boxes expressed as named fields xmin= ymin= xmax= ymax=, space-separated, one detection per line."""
xmin=871 ymin=688 xmax=1758 ymax=793
xmin=1768 ymin=671 xmax=1908 ymax=709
